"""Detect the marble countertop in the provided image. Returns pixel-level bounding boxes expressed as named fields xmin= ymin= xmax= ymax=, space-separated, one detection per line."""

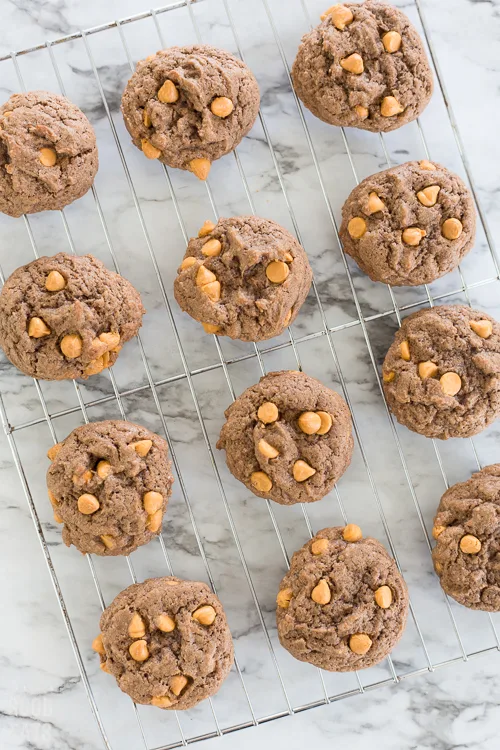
xmin=1 ymin=0 xmax=500 ymax=749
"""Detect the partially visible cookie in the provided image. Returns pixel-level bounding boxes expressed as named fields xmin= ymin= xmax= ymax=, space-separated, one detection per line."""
xmin=0 ymin=253 xmax=145 ymax=380
xmin=93 ymin=576 xmax=234 ymax=709
xmin=340 ymin=161 xmax=476 ymax=286
xmin=0 ymin=90 xmax=98 ymax=217
xmin=217 ymin=370 xmax=353 ymax=505
xmin=174 ymin=216 xmax=313 ymax=341
xmin=121 ymin=45 xmax=260 ymax=180
xmin=382 ymin=305 xmax=500 ymax=440
xmin=276 ymin=526 xmax=409 ymax=671
xmin=291 ymin=2 xmax=433 ymax=132
xmin=47 ymin=420 xmax=173 ymax=556
xmin=432 ymin=465 xmax=500 ymax=611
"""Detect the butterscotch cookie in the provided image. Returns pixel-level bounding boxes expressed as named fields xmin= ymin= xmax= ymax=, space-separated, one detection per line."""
xmin=121 ymin=45 xmax=260 ymax=180
xmin=382 ymin=305 xmax=500 ymax=439
xmin=217 ymin=370 xmax=353 ymax=505
xmin=93 ymin=576 xmax=234 ymax=709
xmin=0 ymin=90 xmax=98 ymax=217
xmin=292 ymin=2 xmax=433 ymax=132
xmin=0 ymin=253 xmax=145 ymax=380
xmin=340 ymin=161 xmax=476 ymax=286
xmin=173 ymin=216 xmax=313 ymax=341
xmin=47 ymin=420 xmax=173 ymax=556
xmin=432 ymin=465 xmax=500 ymax=611
xmin=276 ymin=526 xmax=408 ymax=671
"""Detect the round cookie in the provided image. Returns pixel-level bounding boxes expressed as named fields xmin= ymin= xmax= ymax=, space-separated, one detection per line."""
xmin=291 ymin=2 xmax=433 ymax=133
xmin=432 ymin=465 xmax=500 ymax=611
xmin=276 ymin=526 xmax=408 ymax=671
xmin=340 ymin=160 xmax=476 ymax=286
xmin=47 ymin=420 xmax=173 ymax=556
xmin=0 ymin=90 xmax=98 ymax=217
xmin=173 ymin=216 xmax=313 ymax=341
xmin=121 ymin=45 xmax=260 ymax=180
xmin=93 ymin=576 xmax=234 ymax=709
xmin=216 ymin=370 xmax=353 ymax=505
xmin=382 ymin=305 xmax=500 ymax=440
xmin=0 ymin=253 xmax=145 ymax=380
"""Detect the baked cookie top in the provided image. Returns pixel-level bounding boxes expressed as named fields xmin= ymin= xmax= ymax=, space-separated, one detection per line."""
xmin=291 ymin=2 xmax=433 ymax=132
xmin=382 ymin=305 xmax=500 ymax=440
xmin=0 ymin=90 xmax=98 ymax=217
xmin=173 ymin=215 xmax=313 ymax=342
xmin=276 ymin=526 xmax=408 ymax=671
xmin=340 ymin=160 xmax=476 ymax=286
xmin=432 ymin=464 xmax=500 ymax=611
xmin=47 ymin=420 xmax=173 ymax=556
xmin=94 ymin=576 xmax=234 ymax=709
xmin=217 ymin=370 xmax=353 ymax=505
xmin=0 ymin=253 xmax=145 ymax=380
xmin=121 ymin=45 xmax=260 ymax=179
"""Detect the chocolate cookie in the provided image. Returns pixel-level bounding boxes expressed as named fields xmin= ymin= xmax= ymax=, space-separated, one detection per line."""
xmin=291 ymin=2 xmax=433 ymax=132
xmin=217 ymin=370 xmax=353 ymax=505
xmin=276 ymin=526 xmax=408 ymax=671
xmin=432 ymin=465 xmax=500 ymax=611
xmin=340 ymin=160 xmax=476 ymax=286
xmin=173 ymin=216 xmax=313 ymax=341
xmin=47 ymin=420 xmax=173 ymax=556
xmin=0 ymin=253 xmax=145 ymax=380
xmin=0 ymin=90 xmax=98 ymax=217
xmin=121 ymin=45 xmax=260 ymax=180
xmin=93 ymin=576 xmax=234 ymax=709
xmin=382 ymin=305 xmax=500 ymax=440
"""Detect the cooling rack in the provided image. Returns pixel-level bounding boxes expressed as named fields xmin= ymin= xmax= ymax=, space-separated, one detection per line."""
xmin=1 ymin=0 xmax=499 ymax=748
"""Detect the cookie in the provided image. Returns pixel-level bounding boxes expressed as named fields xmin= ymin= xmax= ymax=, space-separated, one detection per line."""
xmin=47 ymin=420 xmax=173 ymax=556
xmin=276 ymin=526 xmax=408 ymax=671
xmin=340 ymin=161 xmax=476 ymax=286
xmin=93 ymin=576 xmax=234 ymax=709
xmin=0 ymin=90 xmax=98 ymax=217
xmin=173 ymin=216 xmax=313 ymax=341
xmin=217 ymin=370 xmax=353 ymax=505
xmin=0 ymin=253 xmax=145 ymax=380
xmin=382 ymin=305 xmax=500 ymax=440
xmin=291 ymin=2 xmax=433 ymax=133
xmin=121 ymin=45 xmax=260 ymax=180
xmin=432 ymin=465 xmax=500 ymax=611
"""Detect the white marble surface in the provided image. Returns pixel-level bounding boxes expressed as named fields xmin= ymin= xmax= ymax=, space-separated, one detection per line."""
xmin=1 ymin=0 xmax=500 ymax=748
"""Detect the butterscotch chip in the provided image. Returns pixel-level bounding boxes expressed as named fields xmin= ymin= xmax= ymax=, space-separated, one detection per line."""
xmin=198 ymin=220 xmax=216 ymax=237
xmin=374 ymin=585 xmax=392 ymax=608
xmin=201 ymin=239 xmax=222 ymax=257
xmin=311 ymin=579 xmax=331 ymax=605
xmin=202 ymin=322 xmax=220 ymax=334
xmin=128 ymin=613 xmax=146 ymax=639
xmin=180 ymin=256 xmax=197 ymax=270
xmin=156 ymin=614 xmax=176 ymax=632
xmin=347 ymin=217 xmax=366 ymax=239
xmin=96 ymin=460 xmax=112 ymax=479
xmin=382 ymin=30 xmax=402 ymax=53
xmin=383 ymin=371 xmax=395 ymax=383
xmin=101 ymin=535 xmax=116 ymax=550
xmin=366 ymin=192 xmax=385 ymax=214
xmin=100 ymin=661 xmax=111 ymax=674
xmin=45 ymin=270 xmax=66 ymax=292
xmin=442 ymin=218 xmax=463 ymax=240
xmin=39 ymin=147 xmax=57 ymax=167
xmin=92 ymin=634 xmax=105 ymax=655
xmin=311 ymin=538 xmax=329 ymax=555
xmin=400 ymin=340 xmax=410 ymax=361
xmin=316 ymin=411 xmax=333 ymax=435
xmin=257 ymin=401 xmax=278 ymax=423
xmin=440 ymin=372 xmax=461 ymax=396
xmin=129 ymin=640 xmax=149 ymax=662
xmin=418 ymin=361 xmax=438 ymax=379
xmin=78 ymin=493 xmax=100 ymax=515
xmin=196 ymin=265 xmax=216 ymax=287
xmin=322 ymin=4 xmax=353 ymax=29
xmin=470 ymin=319 xmax=493 ymax=339
xmin=143 ymin=491 xmax=164 ymax=515
xmin=192 ymin=605 xmax=217 ymax=625
xmin=432 ymin=525 xmax=445 ymax=539
xmin=354 ymin=105 xmax=368 ymax=119
xmin=402 ymin=227 xmax=426 ymax=246
xmin=276 ymin=588 xmax=293 ymax=608
xmin=293 ymin=460 xmax=316 ymax=482
xmin=460 ymin=535 xmax=481 ymax=555
xmin=151 ymin=696 xmax=173 ymax=708
xmin=343 ymin=523 xmax=362 ymax=542
xmin=201 ymin=280 xmax=221 ymax=303
xmin=250 ymin=471 xmax=272 ymax=493
xmin=258 ymin=439 xmax=279 ymax=459
xmin=349 ymin=633 xmax=372 ymax=655
xmin=47 ymin=443 xmax=62 ymax=461
xmin=141 ymin=139 xmax=161 ymax=159
xmin=381 ymin=96 xmax=404 ymax=117
xmin=146 ymin=509 xmax=162 ymax=533
xmin=73 ymin=469 xmax=93 ymax=486
xmin=99 ymin=331 xmax=121 ymax=350
xmin=54 ymin=511 xmax=63 ymax=524
xmin=157 ymin=80 xmax=179 ymax=103
xmin=266 ymin=260 xmax=289 ymax=284
xmin=340 ymin=53 xmax=364 ymax=74
xmin=170 ymin=675 xmax=189 ymax=696
xmin=131 ymin=439 xmax=153 ymax=457
xmin=142 ymin=109 xmax=151 ymax=127
xmin=189 ymin=158 xmax=211 ymax=181
xmin=28 ymin=317 xmax=51 ymax=338
xmin=298 ymin=411 xmax=322 ymax=434
xmin=210 ymin=97 xmax=234 ymax=118
xmin=417 ymin=185 xmax=440 ymax=207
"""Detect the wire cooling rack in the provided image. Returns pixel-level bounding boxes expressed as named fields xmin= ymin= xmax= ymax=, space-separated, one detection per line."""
xmin=1 ymin=0 xmax=500 ymax=748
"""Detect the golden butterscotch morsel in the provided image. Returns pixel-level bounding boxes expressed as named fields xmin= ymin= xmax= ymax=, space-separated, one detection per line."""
xmin=48 ymin=489 xmax=58 ymax=508
xmin=383 ymin=370 xmax=395 ymax=383
xmin=311 ymin=579 xmax=331 ymax=605
xmin=192 ymin=605 xmax=217 ymax=625
xmin=460 ymin=534 xmax=481 ymax=554
xmin=28 ymin=317 xmax=51 ymax=338
xmin=284 ymin=252 xmax=294 ymax=262
xmin=266 ymin=260 xmax=289 ymax=284
xmin=418 ymin=360 xmax=438 ymax=379
xmin=250 ymin=470 xmax=273 ymax=493
xmin=470 ymin=319 xmax=493 ymax=339
xmin=73 ymin=469 xmax=93 ymax=486
xmin=201 ymin=280 xmax=221 ymax=303
xmin=257 ymin=401 xmax=278 ymax=424
xmin=143 ymin=491 xmax=163 ymax=515
xmin=349 ymin=633 xmax=372 ymax=655
xmin=84 ymin=356 xmax=107 ymax=377
xmin=156 ymin=614 xmax=176 ymax=632
xmin=141 ymin=139 xmax=161 ymax=160
xmin=343 ymin=523 xmax=362 ymax=542
xmin=347 ymin=216 xmax=367 ymax=239
xmin=92 ymin=634 xmax=105 ymax=655
xmin=354 ymin=105 xmax=368 ymax=120
xmin=202 ymin=322 xmax=220 ymax=334
xmin=440 ymin=372 xmax=461 ymax=396
xmin=201 ymin=239 xmax=222 ymax=257
xmin=146 ymin=509 xmax=163 ymax=533
xmin=434 ymin=561 xmax=443 ymax=575
xmin=198 ymin=220 xmax=216 ymax=237
xmin=374 ymin=585 xmax=393 ymax=609
xmin=258 ymin=439 xmax=279 ymax=459
xmin=297 ymin=411 xmax=322 ymax=435
xmin=316 ymin=411 xmax=333 ymax=435
xmin=380 ymin=96 xmax=404 ymax=117
xmin=99 ymin=331 xmax=121 ymax=350
xmin=441 ymin=218 xmax=463 ymax=240
xmin=100 ymin=534 xmax=116 ymax=550
xmin=402 ymin=227 xmax=426 ymax=246
xmin=53 ymin=510 xmax=63 ymax=524
xmin=400 ymin=340 xmax=411 ymax=361
xmin=131 ymin=439 xmax=153 ymax=457
xmin=311 ymin=538 xmax=329 ymax=555
xmin=420 ymin=160 xmax=436 ymax=171
xmin=292 ymin=459 xmax=316 ymax=482
xmin=96 ymin=460 xmax=112 ymax=479
xmin=340 ymin=53 xmax=364 ymax=75
xmin=45 ymin=270 xmax=66 ymax=292
xmin=47 ymin=443 xmax=62 ymax=461
xmin=100 ymin=661 xmax=112 ymax=674
xmin=417 ymin=185 xmax=440 ymax=207
xmin=77 ymin=493 xmax=100 ymax=515
xmin=366 ymin=192 xmax=385 ymax=215
xmin=432 ymin=525 xmax=446 ymax=539
xmin=283 ymin=309 xmax=292 ymax=327
xmin=276 ymin=588 xmax=293 ymax=609
xmin=196 ymin=265 xmax=216 ymax=287
xmin=142 ymin=109 xmax=151 ymax=127
xmin=39 ymin=147 xmax=57 ymax=167
xmin=321 ymin=4 xmax=354 ymax=29
xmin=151 ymin=696 xmax=173 ymax=708
xmin=128 ymin=613 xmax=146 ymax=639
xmin=180 ymin=256 xmax=197 ymax=270
xmin=189 ymin=158 xmax=211 ymax=181
xmin=210 ymin=97 xmax=234 ymax=118
xmin=170 ymin=675 xmax=189 ymax=696
xmin=60 ymin=333 xmax=83 ymax=359
xmin=157 ymin=80 xmax=179 ymax=104
xmin=382 ymin=30 xmax=402 ymax=53
xmin=129 ymin=639 xmax=149 ymax=662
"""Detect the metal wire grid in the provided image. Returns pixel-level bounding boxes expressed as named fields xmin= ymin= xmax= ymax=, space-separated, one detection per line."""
xmin=0 ymin=0 xmax=499 ymax=747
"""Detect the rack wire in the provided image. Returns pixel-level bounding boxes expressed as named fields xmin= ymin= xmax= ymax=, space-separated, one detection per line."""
xmin=1 ymin=0 xmax=499 ymax=748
